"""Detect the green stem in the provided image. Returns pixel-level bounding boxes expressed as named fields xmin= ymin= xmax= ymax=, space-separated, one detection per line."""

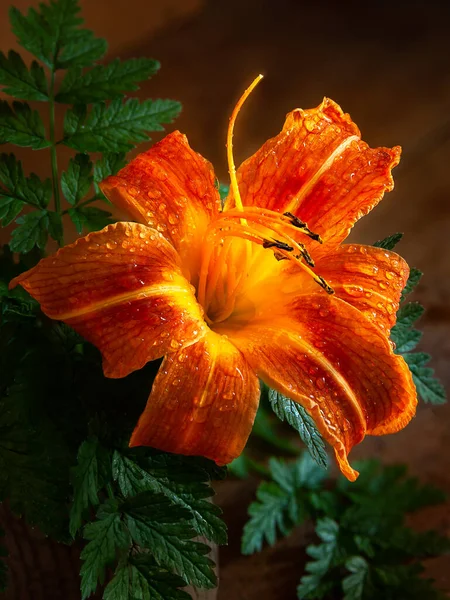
xmin=49 ymin=69 xmax=63 ymax=244
xmin=61 ymin=196 xmax=99 ymax=215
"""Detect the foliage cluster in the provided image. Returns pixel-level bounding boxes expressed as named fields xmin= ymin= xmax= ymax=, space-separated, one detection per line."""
xmin=0 ymin=1 xmax=224 ymax=597
xmin=242 ymin=453 xmax=450 ymax=600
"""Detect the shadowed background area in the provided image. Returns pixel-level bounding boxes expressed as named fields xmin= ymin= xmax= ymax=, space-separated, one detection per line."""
xmin=0 ymin=0 xmax=449 ymax=598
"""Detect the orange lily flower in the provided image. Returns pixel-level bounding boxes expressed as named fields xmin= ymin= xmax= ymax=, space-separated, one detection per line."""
xmin=11 ymin=76 xmax=417 ymax=481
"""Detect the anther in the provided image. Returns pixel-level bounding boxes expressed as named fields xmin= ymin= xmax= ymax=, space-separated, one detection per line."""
xmin=295 ymin=243 xmax=315 ymax=267
xmin=262 ymin=238 xmax=294 ymax=252
xmin=283 ymin=212 xmax=323 ymax=243
xmin=315 ymin=275 xmax=335 ymax=295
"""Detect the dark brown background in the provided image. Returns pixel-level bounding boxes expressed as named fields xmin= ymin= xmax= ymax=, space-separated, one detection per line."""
xmin=0 ymin=0 xmax=449 ymax=598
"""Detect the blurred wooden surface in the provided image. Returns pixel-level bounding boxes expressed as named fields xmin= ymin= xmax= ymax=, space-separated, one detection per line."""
xmin=1 ymin=0 xmax=450 ymax=597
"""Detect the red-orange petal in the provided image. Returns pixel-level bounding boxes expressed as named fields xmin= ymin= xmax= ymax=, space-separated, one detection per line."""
xmin=10 ymin=222 xmax=206 ymax=378
xmin=130 ymin=330 xmax=260 ymax=465
xmin=222 ymin=294 xmax=417 ymax=480
xmin=100 ymin=131 xmax=221 ymax=278
xmin=226 ymin=98 xmax=400 ymax=249
xmin=281 ymin=244 xmax=410 ymax=335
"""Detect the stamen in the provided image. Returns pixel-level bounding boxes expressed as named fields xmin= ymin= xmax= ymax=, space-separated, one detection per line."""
xmin=220 ymin=207 xmax=322 ymax=243
xmin=214 ymin=211 xmax=316 ymax=266
xmin=262 ymin=239 xmax=294 ymax=252
xmin=269 ymin=247 xmax=335 ymax=295
xmin=283 ymin=212 xmax=323 ymax=243
xmin=227 ymin=75 xmax=264 ymax=213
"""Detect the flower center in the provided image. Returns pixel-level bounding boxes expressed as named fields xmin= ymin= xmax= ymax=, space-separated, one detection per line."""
xmin=196 ymin=75 xmax=333 ymax=326
xmin=197 ymin=208 xmax=332 ymax=324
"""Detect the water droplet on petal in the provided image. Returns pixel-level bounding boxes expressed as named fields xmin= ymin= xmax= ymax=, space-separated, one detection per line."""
xmin=316 ymin=377 xmax=325 ymax=390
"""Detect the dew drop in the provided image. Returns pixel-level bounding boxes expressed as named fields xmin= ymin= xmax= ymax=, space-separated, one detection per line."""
xmin=385 ymin=271 xmax=395 ymax=280
xmin=344 ymin=284 xmax=362 ymax=297
xmin=316 ymin=377 xmax=325 ymax=390
xmin=194 ymin=409 xmax=208 ymax=423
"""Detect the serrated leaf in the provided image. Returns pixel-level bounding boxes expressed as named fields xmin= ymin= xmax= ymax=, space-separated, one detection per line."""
xmin=396 ymin=302 xmax=425 ymax=328
xmin=242 ymin=481 xmax=289 ymax=554
xmin=69 ymin=437 xmax=111 ymax=537
xmin=112 ymin=451 xmax=227 ymax=544
xmin=63 ymin=97 xmax=182 ymax=153
xmin=9 ymin=0 xmax=106 ymax=70
xmin=403 ymin=352 xmax=431 ymax=367
xmin=0 ymin=154 xmax=52 ymax=218
xmin=104 ymin=555 xmax=191 ymax=600
xmin=9 ymin=6 xmax=53 ymax=68
xmin=63 ymin=103 xmax=86 ymax=136
xmin=56 ymin=58 xmax=160 ymax=103
xmin=373 ymin=233 xmax=403 ymax=250
xmin=391 ymin=302 xmax=424 ymax=354
xmin=0 ymin=50 xmax=47 ymax=101
xmin=268 ymin=388 xmax=328 ymax=469
xmin=391 ymin=325 xmax=422 ymax=354
xmin=61 ymin=153 xmax=93 ymax=206
xmin=0 ymin=100 xmax=50 ymax=149
xmin=10 ymin=210 xmax=49 ymax=253
xmin=298 ymin=519 xmax=343 ymax=599
xmin=93 ymin=152 xmax=126 ymax=195
xmin=123 ymin=492 xmax=216 ymax=589
xmin=389 ymin=527 xmax=450 ymax=558
xmin=343 ymin=556 xmax=369 ymax=600
xmin=401 ymin=268 xmax=422 ymax=302
xmin=68 ymin=206 xmax=113 ymax=234
xmin=409 ymin=364 xmax=447 ymax=405
xmin=57 ymin=30 xmax=107 ymax=69
xmin=80 ymin=499 xmax=131 ymax=599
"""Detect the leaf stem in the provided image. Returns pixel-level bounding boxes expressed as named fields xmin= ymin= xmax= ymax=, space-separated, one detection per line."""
xmin=49 ymin=68 xmax=63 ymax=245
xmin=61 ymin=196 xmax=99 ymax=215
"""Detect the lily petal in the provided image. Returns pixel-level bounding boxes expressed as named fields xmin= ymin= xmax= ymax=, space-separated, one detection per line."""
xmin=10 ymin=222 xmax=206 ymax=378
xmin=279 ymin=244 xmax=409 ymax=335
xmin=227 ymin=98 xmax=400 ymax=249
xmin=223 ymin=294 xmax=417 ymax=480
xmin=100 ymin=131 xmax=221 ymax=278
xmin=130 ymin=330 xmax=260 ymax=465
